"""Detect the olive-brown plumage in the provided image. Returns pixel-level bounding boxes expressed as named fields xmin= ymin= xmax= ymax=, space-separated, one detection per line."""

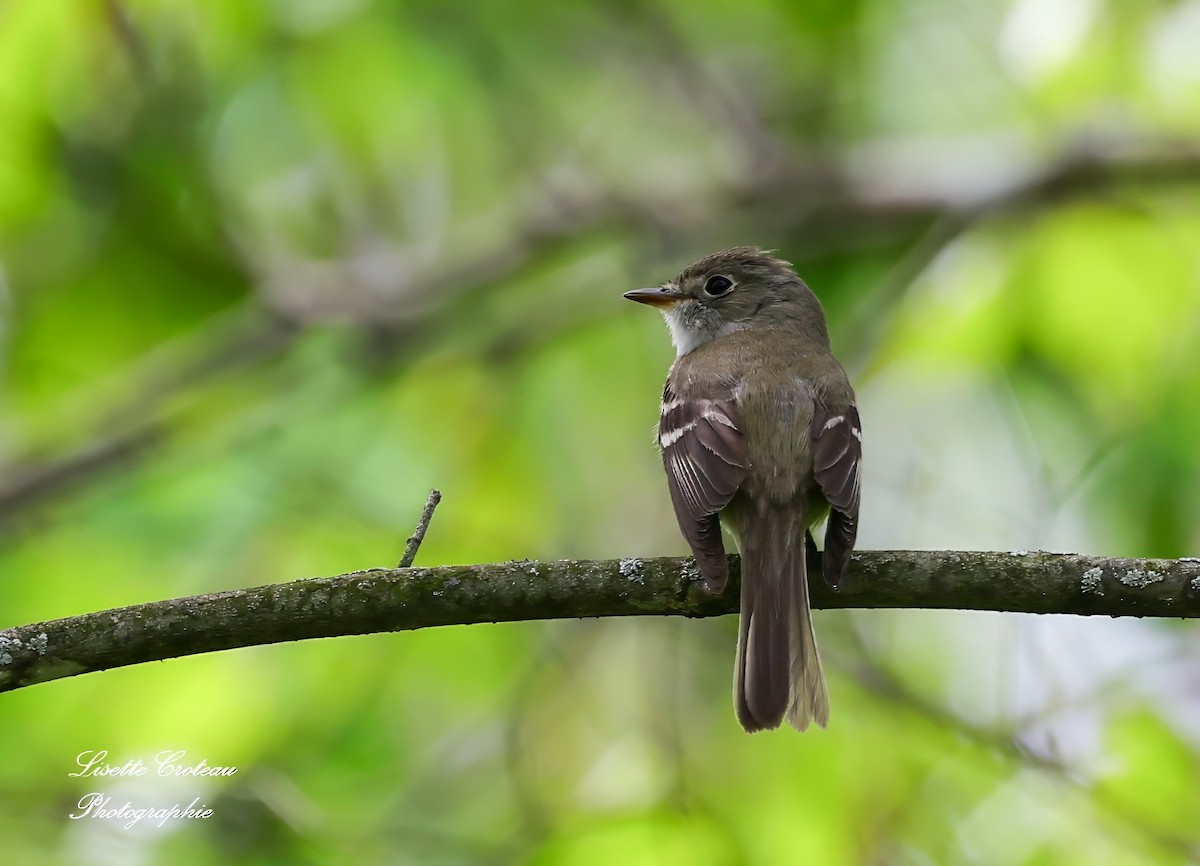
xmin=625 ymin=247 xmax=861 ymax=732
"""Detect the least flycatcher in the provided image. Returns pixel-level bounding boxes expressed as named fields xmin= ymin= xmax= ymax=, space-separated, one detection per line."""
xmin=625 ymin=247 xmax=861 ymax=732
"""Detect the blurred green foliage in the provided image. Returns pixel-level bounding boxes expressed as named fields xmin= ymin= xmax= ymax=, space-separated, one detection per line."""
xmin=2 ymin=0 xmax=1199 ymax=863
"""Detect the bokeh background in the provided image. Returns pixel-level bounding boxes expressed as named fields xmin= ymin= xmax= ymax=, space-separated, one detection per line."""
xmin=3 ymin=0 xmax=1200 ymax=863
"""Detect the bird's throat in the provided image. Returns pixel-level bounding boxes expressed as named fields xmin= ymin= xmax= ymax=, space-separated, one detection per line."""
xmin=662 ymin=308 xmax=704 ymax=357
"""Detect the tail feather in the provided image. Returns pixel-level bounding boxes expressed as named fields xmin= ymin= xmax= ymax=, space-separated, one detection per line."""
xmin=734 ymin=511 xmax=829 ymax=732
xmin=733 ymin=581 xmax=756 ymax=731
xmin=786 ymin=563 xmax=829 ymax=731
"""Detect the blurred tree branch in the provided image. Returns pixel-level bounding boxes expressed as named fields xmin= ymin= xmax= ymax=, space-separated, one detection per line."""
xmin=2 ymin=550 xmax=1198 ymax=694
xmin=3 ymin=137 xmax=1199 ymax=530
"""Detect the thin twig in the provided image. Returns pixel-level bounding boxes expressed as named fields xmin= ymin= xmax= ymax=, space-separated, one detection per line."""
xmin=102 ymin=0 xmax=152 ymax=81
xmin=839 ymin=212 xmax=969 ymax=370
xmin=398 ymin=489 xmax=442 ymax=568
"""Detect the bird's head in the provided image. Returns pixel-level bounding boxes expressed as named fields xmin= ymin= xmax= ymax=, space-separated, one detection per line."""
xmin=624 ymin=246 xmax=830 ymax=356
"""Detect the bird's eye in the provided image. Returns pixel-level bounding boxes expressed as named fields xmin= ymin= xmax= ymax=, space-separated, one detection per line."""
xmin=704 ymin=275 xmax=734 ymax=296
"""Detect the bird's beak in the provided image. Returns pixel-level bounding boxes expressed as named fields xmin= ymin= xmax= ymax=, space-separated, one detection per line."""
xmin=623 ymin=287 xmax=688 ymax=307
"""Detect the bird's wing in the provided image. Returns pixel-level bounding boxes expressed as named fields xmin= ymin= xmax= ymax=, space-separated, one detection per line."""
xmin=811 ymin=399 xmax=861 ymax=588
xmin=660 ymin=382 xmax=749 ymax=593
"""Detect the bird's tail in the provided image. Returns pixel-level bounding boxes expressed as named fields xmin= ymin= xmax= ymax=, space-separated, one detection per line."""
xmin=734 ymin=510 xmax=829 ymax=732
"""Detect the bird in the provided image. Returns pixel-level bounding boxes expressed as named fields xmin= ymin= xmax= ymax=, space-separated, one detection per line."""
xmin=624 ymin=246 xmax=861 ymax=732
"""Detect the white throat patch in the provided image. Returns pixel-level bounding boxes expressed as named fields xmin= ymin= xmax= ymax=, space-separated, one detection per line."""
xmin=662 ymin=306 xmax=705 ymax=357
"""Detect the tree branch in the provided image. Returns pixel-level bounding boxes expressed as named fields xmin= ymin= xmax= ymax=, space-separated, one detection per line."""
xmin=2 ymin=551 xmax=1198 ymax=694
